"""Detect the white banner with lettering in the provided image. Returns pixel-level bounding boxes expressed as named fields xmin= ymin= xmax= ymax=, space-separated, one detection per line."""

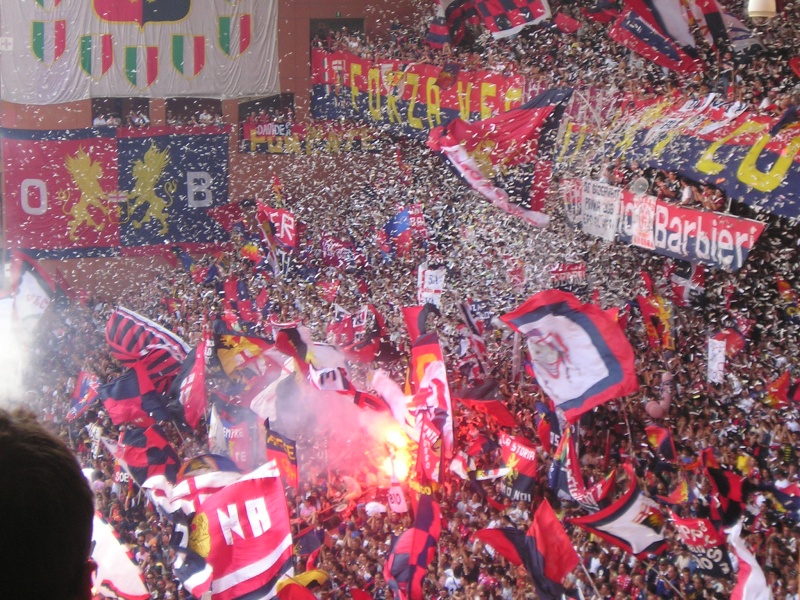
xmin=580 ymin=180 xmax=621 ymax=242
xmin=418 ymin=263 xmax=446 ymax=308
xmin=707 ymin=336 xmax=727 ymax=384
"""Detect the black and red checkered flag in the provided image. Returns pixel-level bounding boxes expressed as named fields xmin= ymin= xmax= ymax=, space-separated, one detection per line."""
xmin=384 ymin=493 xmax=441 ymax=599
xmin=116 ymin=425 xmax=180 ymax=486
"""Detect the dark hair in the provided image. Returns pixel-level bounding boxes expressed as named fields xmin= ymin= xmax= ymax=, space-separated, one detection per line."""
xmin=0 ymin=408 xmax=94 ymax=600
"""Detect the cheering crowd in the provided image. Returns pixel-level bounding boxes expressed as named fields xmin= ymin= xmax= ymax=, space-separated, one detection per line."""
xmin=11 ymin=1 xmax=800 ymax=599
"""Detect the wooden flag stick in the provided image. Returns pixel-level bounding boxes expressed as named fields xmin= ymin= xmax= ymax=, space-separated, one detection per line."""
xmin=643 ymin=560 xmax=686 ymax=600
xmin=578 ymin=560 xmax=604 ymax=599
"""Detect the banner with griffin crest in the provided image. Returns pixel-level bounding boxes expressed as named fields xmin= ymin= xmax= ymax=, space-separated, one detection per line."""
xmin=2 ymin=127 xmax=230 ymax=258
xmin=0 ymin=0 xmax=278 ymax=104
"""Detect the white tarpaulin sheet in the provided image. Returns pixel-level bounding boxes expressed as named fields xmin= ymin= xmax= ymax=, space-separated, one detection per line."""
xmin=1 ymin=0 xmax=279 ymax=104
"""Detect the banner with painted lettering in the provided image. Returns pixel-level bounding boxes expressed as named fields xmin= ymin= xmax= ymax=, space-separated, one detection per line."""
xmin=241 ymin=122 xmax=383 ymax=155
xmin=497 ymin=432 xmax=538 ymax=502
xmin=2 ymin=127 xmax=229 ymax=258
xmin=319 ymin=234 xmax=367 ymax=272
xmin=670 ymin=514 xmax=732 ymax=579
xmin=707 ymin=335 xmax=726 ymax=383
xmin=562 ymin=179 xmax=765 ymax=272
xmin=418 ymin=263 xmax=447 ymax=308
xmin=550 ymin=262 xmax=586 ymax=288
xmin=310 ymin=49 xmax=526 ymax=140
xmin=616 ymin=189 xmax=765 ymax=272
xmin=606 ymin=94 xmax=800 ymax=218
xmin=0 ymin=0 xmax=279 ymax=104
xmin=580 ymin=180 xmax=621 ymax=242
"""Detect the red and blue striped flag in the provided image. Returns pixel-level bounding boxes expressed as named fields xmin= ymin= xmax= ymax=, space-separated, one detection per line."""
xmin=475 ymin=500 xmax=579 ymax=600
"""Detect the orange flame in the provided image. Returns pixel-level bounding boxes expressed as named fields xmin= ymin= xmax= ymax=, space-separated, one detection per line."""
xmin=378 ymin=423 xmax=413 ymax=482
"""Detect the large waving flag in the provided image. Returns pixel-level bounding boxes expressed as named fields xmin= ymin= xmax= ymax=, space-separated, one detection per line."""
xmin=569 ymin=467 xmax=668 ymax=557
xmin=474 ymin=500 xmax=579 ymax=600
xmin=690 ymin=0 xmax=762 ymax=60
xmin=702 ymin=448 xmax=754 ymax=526
xmin=334 ymin=304 xmax=387 ymax=364
xmin=10 ymin=251 xmax=66 ymax=324
xmin=384 ymin=493 xmax=441 ymax=600
xmin=98 ymin=365 xmax=172 ymax=427
xmin=213 ymin=320 xmax=287 ymax=385
xmin=670 ymin=512 xmax=732 ymax=578
xmin=427 ymin=88 xmax=573 ymax=227
xmin=642 ymin=0 xmax=695 ymax=50
xmin=552 ymin=426 xmax=615 ymax=511
xmin=168 ymin=334 xmax=209 ymax=431
xmin=142 ymin=454 xmax=242 ymax=518
xmin=378 ymin=206 xmax=423 ymax=258
xmin=474 ymin=0 xmax=551 ymax=39
xmin=409 ymin=333 xmax=455 ymax=459
xmin=402 ymin=303 xmax=440 ymax=345
xmin=92 ymin=514 xmax=150 ymax=600
xmin=437 ymin=0 xmax=480 ymax=46
xmin=456 ymin=380 xmax=517 ymax=428
xmin=583 ymin=0 xmax=621 ymax=23
xmin=726 ymin=521 xmax=772 ymax=600
xmin=106 ymin=307 xmax=190 ymax=392
xmin=266 ymin=429 xmax=298 ymax=490
xmin=501 ymin=290 xmax=638 ymax=421
xmin=184 ymin=462 xmax=294 ymax=600
xmin=608 ymin=7 xmax=701 ymax=73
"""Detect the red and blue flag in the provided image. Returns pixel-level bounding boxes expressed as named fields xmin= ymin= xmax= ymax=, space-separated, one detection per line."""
xmin=501 ymin=290 xmax=638 ymax=422
xmin=474 ymin=501 xmax=580 ymax=600
xmin=98 ymin=365 xmax=173 ymax=427
xmin=645 ymin=425 xmax=677 ymax=463
xmin=455 ymin=381 xmax=517 ymax=428
xmin=384 ymin=493 xmax=441 ymax=600
xmin=379 ymin=207 xmax=414 ymax=258
xmin=608 ymin=9 xmax=701 ymax=73
xmin=106 ymin=307 xmax=190 ymax=393
xmin=117 ymin=425 xmax=181 ymax=486
xmin=67 ymin=370 xmax=100 ymax=421
xmin=569 ymin=467 xmax=668 ymax=558
xmin=474 ymin=0 xmax=551 ymax=39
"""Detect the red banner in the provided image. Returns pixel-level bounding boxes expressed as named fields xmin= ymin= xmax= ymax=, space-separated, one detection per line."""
xmin=3 ymin=136 xmax=120 ymax=253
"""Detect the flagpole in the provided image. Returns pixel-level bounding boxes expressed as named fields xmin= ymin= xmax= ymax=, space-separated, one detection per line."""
xmin=171 ymin=419 xmax=185 ymax=445
xmin=578 ymin=561 xmax=603 ymax=599
xmin=643 ymin=560 xmax=686 ymax=600
xmin=511 ymin=332 xmax=522 ymax=384
xmin=621 ymin=399 xmax=635 ymax=459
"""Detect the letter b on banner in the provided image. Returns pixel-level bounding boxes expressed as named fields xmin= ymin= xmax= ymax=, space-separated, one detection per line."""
xmin=187 ymin=171 xmax=212 ymax=207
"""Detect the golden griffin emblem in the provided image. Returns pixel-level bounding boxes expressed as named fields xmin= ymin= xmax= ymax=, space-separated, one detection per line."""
xmin=124 ymin=143 xmax=176 ymax=235
xmin=504 ymin=452 xmax=520 ymax=484
xmin=188 ymin=512 xmax=211 ymax=558
xmin=58 ymin=149 xmax=112 ymax=241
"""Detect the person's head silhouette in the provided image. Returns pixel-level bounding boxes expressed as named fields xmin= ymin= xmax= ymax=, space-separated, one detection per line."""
xmin=0 ymin=408 xmax=95 ymax=600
